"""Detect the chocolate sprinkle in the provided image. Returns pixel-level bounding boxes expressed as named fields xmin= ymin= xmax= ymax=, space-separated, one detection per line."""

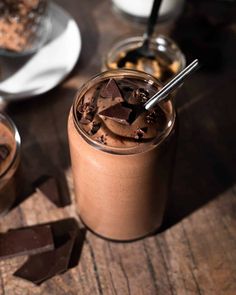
xmin=134 ymin=88 xmax=149 ymax=103
xmin=77 ymin=102 xmax=97 ymax=124
xmin=90 ymin=121 xmax=101 ymax=135
xmin=0 ymin=144 xmax=10 ymax=163
xmin=145 ymin=110 xmax=158 ymax=124
xmin=100 ymin=79 xmax=123 ymax=99
xmin=96 ymin=135 xmax=107 ymax=144
xmin=134 ymin=127 xmax=147 ymax=140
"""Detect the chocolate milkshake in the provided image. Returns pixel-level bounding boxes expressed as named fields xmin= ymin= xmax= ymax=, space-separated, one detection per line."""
xmin=68 ymin=70 xmax=177 ymax=241
xmin=0 ymin=113 xmax=20 ymax=215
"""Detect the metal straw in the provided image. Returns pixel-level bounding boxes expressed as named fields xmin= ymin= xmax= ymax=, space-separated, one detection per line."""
xmin=144 ymin=59 xmax=199 ymax=110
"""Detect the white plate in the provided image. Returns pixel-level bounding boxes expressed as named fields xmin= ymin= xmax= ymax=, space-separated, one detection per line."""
xmin=0 ymin=2 xmax=81 ymax=101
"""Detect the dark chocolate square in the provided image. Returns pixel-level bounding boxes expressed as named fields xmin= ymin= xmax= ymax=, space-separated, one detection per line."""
xmin=0 ymin=225 xmax=54 ymax=260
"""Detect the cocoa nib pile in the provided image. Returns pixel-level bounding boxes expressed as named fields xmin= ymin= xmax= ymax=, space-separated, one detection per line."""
xmin=0 ymin=0 xmax=47 ymax=52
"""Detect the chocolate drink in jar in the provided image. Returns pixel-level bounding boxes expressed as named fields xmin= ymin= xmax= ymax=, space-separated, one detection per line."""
xmin=68 ymin=69 xmax=177 ymax=241
xmin=0 ymin=113 xmax=21 ymax=216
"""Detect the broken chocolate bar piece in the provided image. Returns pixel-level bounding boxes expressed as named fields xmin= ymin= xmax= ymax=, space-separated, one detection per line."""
xmin=14 ymin=237 xmax=75 ymax=285
xmin=90 ymin=121 xmax=101 ymax=135
xmin=100 ymin=79 xmax=123 ymax=99
xmin=68 ymin=228 xmax=86 ymax=269
xmin=35 ymin=176 xmax=61 ymax=207
xmin=99 ymin=102 xmax=132 ymax=125
xmin=0 ymin=144 xmax=10 ymax=163
xmin=14 ymin=218 xmax=84 ymax=285
xmin=0 ymin=225 xmax=54 ymax=260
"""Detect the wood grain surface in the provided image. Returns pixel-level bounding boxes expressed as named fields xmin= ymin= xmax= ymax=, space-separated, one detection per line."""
xmin=0 ymin=0 xmax=236 ymax=294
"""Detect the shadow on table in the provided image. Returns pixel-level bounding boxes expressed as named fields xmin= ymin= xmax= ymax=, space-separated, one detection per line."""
xmin=6 ymin=85 xmax=76 ymax=209
xmin=68 ymin=0 xmax=100 ymax=75
xmin=157 ymin=0 xmax=236 ymax=231
xmin=160 ymin=74 xmax=236 ymax=231
xmin=171 ymin=0 xmax=236 ymax=72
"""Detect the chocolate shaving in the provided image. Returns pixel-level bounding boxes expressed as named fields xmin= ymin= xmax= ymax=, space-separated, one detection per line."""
xmin=100 ymin=79 xmax=123 ymax=99
xmin=77 ymin=102 xmax=97 ymax=124
xmin=0 ymin=144 xmax=10 ymax=163
xmin=90 ymin=121 xmax=101 ymax=135
xmin=0 ymin=225 xmax=54 ymax=260
xmin=135 ymin=88 xmax=149 ymax=102
xmin=99 ymin=102 xmax=132 ymax=125
xmin=145 ymin=110 xmax=158 ymax=124
xmin=96 ymin=135 xmax=107 ymax=145
xmin=128 ymin=88 xmax=150 ymax=105
xmin=134 ymin=127 xmax=147 ymax=140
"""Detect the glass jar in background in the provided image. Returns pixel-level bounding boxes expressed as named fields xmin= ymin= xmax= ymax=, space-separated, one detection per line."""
xmin=112 ymin=0 xmax=185 ymax=23
xmin=0 ymin=0 xmax=51 ymax=56
xmin=102 ymin=35 xmax=186 ymax=83
xmin=0 ymin=113 xmax=21 ymax=216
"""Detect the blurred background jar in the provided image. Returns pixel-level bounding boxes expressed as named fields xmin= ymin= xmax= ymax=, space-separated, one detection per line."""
xmin=0 ymin=0 xmax=51 ymax=56
xmin=103 ymin=35 xmax=186 ymax=83
xmin=112 ymin=0 xmax=185 ymax=22
xmin=0 ymin=113 xmax=21 ymax=216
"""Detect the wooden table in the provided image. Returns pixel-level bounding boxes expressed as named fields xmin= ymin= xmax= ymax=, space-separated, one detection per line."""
xmin=1 ymin=1 xmax=236 ymax=294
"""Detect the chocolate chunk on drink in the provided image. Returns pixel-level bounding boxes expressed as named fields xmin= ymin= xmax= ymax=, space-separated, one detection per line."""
xmin=0 ymin=225 xmax=54 ymax=260
xmin=133 ymin=88 xmax=149 ymax=103
xmin=100 ymin=79 xmax=123 ymax=99
xmin=77 ymin=102 xmax=97 ymax=124
xmin=90 ymin=121 xmax=101 ymax=135
xmin=99 ymin=102 xmax=132 ymax=125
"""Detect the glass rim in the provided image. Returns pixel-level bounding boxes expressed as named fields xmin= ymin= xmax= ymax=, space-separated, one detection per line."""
xmin=0 ymin=113 xmax=21 ymax=178
xmin=72 ymin=69 xmax=176 ymax=155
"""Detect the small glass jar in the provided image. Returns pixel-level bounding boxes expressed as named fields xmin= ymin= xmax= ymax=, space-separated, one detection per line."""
xmin=0 ymin=113 xmax=21 ymax=216
xmin=0 ymin=0 xmax=51 ymax=56
xmin=103 ymin=35 xmax=186 ymax=83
